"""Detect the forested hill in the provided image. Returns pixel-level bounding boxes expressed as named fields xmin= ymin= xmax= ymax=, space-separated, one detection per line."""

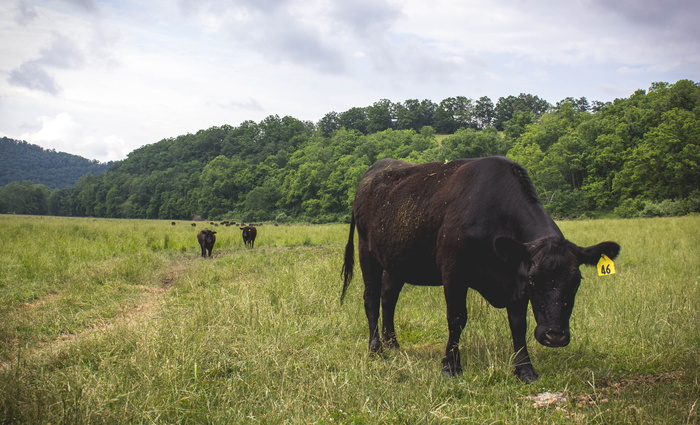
xmin=0 ymin=138 xmax=113 ymax=188
xmin=2 ymin=79 xmax=699 ymax=221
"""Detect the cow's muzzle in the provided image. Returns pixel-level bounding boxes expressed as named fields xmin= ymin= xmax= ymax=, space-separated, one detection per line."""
xmin=536 ymin=327 xmax=570 ymax=347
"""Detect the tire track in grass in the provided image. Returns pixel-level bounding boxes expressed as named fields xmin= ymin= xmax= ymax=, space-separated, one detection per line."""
xmin=0 ymin=257 xmax=193 ymax=372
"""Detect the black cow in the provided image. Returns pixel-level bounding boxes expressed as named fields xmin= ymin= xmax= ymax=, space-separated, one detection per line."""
xmin=341 ymin=157 xmax=620 ymax=383
xmin=197 ymin=228 xmax=217 ymax=258
xmin=240 ymin=226 xmax=257 ymax=248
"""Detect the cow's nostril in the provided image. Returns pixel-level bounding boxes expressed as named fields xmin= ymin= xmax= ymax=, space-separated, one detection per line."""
xmin=544 ymin=330 xmax=569 ymax=347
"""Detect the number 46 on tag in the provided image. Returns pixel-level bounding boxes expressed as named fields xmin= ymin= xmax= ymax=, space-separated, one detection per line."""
xmin=597 ymin=254 xmax=616 ymax=276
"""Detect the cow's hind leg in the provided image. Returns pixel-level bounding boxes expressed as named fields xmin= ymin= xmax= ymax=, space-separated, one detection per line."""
xmin=507 ymin=299 xmax=539 ymax=383
xmin=359 ymin=251 xmax=383 ymax=353
xmin=381 ymin=272 xmax=404 ymax=349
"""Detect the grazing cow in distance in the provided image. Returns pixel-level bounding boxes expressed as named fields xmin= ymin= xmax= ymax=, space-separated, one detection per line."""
xmin=197 ymin=228 xmax=217 ymax=258
xmin=171 ymin=221 xmax=176 ymax=225
xmin=191 ymin=223 xmax=196 ymax=227
xmin=240 ymin=226 xmax=257 ymax=248
xmin=341 ymin=156 xmax=620 ymax=383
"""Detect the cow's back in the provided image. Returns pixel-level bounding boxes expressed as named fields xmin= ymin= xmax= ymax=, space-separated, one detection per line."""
xmin=352 ymin=156 xmax=554 ymax=284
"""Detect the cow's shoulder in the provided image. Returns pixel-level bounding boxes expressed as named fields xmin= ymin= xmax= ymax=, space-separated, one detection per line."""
xmin=448 ymin=155 xmax=514 ymax=175
xmin=363 ymin=158 xmax=414 ymax=179
xmin=363 ymin=158 xmax=467 ymax=184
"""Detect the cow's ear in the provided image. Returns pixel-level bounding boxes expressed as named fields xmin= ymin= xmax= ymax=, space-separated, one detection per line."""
xmin=576 ymin=241 xmax=621 ymax=266
xmin=494 ymin=236 xmax=528 ymax=263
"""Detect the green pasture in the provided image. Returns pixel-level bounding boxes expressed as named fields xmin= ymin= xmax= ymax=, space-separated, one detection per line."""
xmin=0 ymin=215 xmax=698 ymax=424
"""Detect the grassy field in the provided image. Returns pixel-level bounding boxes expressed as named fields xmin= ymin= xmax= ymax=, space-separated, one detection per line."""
xmin=0 ymin=215 xmax=698 ymax=424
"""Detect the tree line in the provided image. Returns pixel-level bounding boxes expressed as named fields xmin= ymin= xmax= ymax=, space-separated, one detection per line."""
xmin=1 ymin=79 xmax=698 ymax=221
xmin=0 ymin=138 xmax=113 ymax=189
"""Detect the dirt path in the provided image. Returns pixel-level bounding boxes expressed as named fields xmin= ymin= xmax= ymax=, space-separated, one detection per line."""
xmin=0 ymin=258 xmax=191 ymax=372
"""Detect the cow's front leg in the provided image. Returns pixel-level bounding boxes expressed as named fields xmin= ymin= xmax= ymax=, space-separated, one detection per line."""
xmin=507 ymin=299 xmax=539 ymax=383
xmin=381 ymin=272 xmax=404 ymax=349
xmin=442 ymin=283 xmax=468 ymax=376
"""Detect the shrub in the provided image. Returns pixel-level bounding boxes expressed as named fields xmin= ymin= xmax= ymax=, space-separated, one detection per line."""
xmin=641 ymin=199 xmax=684 ymax=217
xmin=614 ymin=198 xmax=644 ymax=218
xmin=641 ymin=193 xmax=700 ymax=217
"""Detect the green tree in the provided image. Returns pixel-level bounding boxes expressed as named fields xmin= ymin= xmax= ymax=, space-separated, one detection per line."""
xmin=0 ymin=181 xmax=50 ymax=215
xmin=198 ymin=156 xmax=251 ymax=218
xmin=395 ymin=99 xmax=436 ymax=131
xmin=434 ymin=97 xmax=475 ymax=133
xmin=365 ymin=99 xmax=394 ymax=134
xmin=19 ymin=79 xmax=698 ymax=222
xmin=507 ymin=141 xmax=545 ymax=180
xmin=503 ymin=110 xmax=535 ymax=141
xmin=474 ymin=96 xmax=494 ymax=129
xmin=339 ymin=107 xmax=369 ymax=134
xmin=494 ymin=94 xmax=550 ymax=130
xmin=439 ymin=127 xmax=507 ymax=160
xmin=318 ymin=112 xmax=341 ymax=137
xmin=0 ymin=137 xmax=112 ymax=189
xmin=244 ymin=183 xmax=281 ymax=220
xmin=613 ymin=108 xmax=700 ymax=201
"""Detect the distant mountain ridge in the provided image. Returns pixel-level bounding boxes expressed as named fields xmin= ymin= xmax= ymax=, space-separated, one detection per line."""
xmin=0 ymin=137 xmax=114 ymax=189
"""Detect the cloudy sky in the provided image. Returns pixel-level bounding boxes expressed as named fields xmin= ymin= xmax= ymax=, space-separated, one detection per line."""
xmin=1 ymin=0 xmax=698 ymax=162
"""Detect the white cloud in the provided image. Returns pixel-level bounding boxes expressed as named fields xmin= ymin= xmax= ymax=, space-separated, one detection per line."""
xmin=0 ymin=0 xmax=697 ymax=162
xmin=8 ymin=61 xmax=61 ymax=94
xmin=21 ymin=112 xmax=79 ymax=145
xmin=17 ymin=112 xmax=131 ymax=161
xmin=99 ymin=134 xmax=129 ymax=161
xmin=15 ymin=0 xmax=38 ymax=25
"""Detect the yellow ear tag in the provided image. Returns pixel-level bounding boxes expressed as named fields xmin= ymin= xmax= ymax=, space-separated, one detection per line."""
xmin=597 ymin=254 xmax=616 ymax=276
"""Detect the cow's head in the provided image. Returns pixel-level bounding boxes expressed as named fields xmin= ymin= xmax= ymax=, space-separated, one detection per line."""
xmin=201 ymin=229 xmax=216 ymax=242
xmin=495 ymin=236 xmax=620 ymax=347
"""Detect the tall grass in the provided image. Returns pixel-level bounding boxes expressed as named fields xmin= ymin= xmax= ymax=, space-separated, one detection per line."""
xmin=0 ymin=215 xmax=698 ymax=424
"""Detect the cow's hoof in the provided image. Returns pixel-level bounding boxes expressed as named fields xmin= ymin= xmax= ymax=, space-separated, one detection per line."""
xmin=441 ymin=364 xmax=463 ymax=377
xmin=369 ymin=339 xmax=382 ymax=354
xmin=384 ymin=339 xmax=400 ymax=350
xmin=515 ymin=367 xmax=539 ymax=383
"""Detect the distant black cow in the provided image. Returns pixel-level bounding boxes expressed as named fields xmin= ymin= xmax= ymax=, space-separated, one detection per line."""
xmin=191 ymin=223 xmax=196 ymax=227
xmin=240 ymin=226 xmax=257 ymax=248
xmin=341 ymin=157 xmax=620 ymax=383
xmin=197 ymin=228 xmax=217 ymax=258
xmin=171 ymin=221 xmax=176 ymax=226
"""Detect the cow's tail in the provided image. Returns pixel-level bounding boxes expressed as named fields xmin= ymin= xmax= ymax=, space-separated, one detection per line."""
xmin=340 ymin=213 xmax=356 ymax=305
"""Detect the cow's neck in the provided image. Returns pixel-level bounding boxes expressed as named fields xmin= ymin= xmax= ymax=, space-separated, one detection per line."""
xmin=515 ymin=205 xmax=564 ymax=243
